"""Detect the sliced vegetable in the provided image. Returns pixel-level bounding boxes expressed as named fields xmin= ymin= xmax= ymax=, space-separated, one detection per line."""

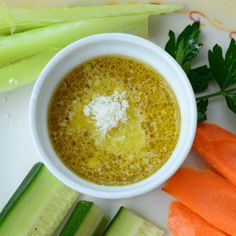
xmin=0 ymin=47 xmax=61 ymax=92
xmin=103 ymin=207 xmax=164 ymax=236
xmin=0 ymin=15 xmax=148 ymax=67
xmin=193 ymin=123 xmax=236 ymax=187
xmin=163 ymin=167 xmax=236 ymax=236
xmin=0 ymin=162 xmax=79 ymax=235
xmin=0 ymin=162 xmax=43 ymax=224
xmin=60 ymin=201 xmax=107 ymax=236
xmin=0 ymin=3 xmax=182 ymax=35
xmin=168 ymin=202 xmax=227 ymax=236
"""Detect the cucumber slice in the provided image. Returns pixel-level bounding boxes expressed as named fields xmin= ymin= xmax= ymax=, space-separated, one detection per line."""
xmin=0 ymin=162 xmax=79 ymax=235
xmin=103 ymin=207 xmax=164 ymax=236
xmin=60 ymin=201 xmax=107 ymax=236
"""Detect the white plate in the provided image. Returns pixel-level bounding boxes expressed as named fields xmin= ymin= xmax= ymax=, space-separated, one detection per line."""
xmin=1 ymin=0 xmax=236 ymax=234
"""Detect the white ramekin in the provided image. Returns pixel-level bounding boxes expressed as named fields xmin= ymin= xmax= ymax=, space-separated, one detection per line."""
xmin=29 ymin=33 xmax=197 ymax=199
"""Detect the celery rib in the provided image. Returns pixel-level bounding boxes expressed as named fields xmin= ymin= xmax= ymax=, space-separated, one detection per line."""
xmin=0 ymin=15 xmax=148 ymax=92
xmin=0 ymin=48 xmax=60 ymax=92
xmin=0 ymin=15 xmax=148 ymax=68
xmin=0 ymin=3 xmax=182 ymax=35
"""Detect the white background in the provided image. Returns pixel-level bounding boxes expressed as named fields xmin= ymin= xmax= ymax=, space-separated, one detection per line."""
xmin=1 ymin=1 xmax=236 ymax=234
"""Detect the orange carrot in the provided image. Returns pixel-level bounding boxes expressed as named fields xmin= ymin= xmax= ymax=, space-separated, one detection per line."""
xmin=163 ymin=167 xmax=236 ymax=236
xmin=168 ymin=202 xmax=228 ymax=236
xmin=193 ymin=123 xmax=236 ymax=187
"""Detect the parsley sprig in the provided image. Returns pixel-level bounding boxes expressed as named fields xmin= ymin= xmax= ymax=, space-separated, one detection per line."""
xmin=165 ymin=22 xmax=202 ymax=74
xmin=165 ymin=22 xmax=236 ymax=123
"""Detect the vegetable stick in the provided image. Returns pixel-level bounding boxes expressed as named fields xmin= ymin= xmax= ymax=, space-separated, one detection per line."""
xmin=163 ymin=167 xmax=236 ymax=236
xmin=168 ymin=202 xmax=227 ymax=236
xmin=0 ymin=15 xmax=148 ymax=67
xmin=60 ymin=201 xmax=107 ymax=236
xmin=0 ymin=163 xmax=79 ymax=236
xmin=0 ymin=3 xmax=182 ymax=35
xmin=193 ymin=123 xmax=236 ymax=187
xmin=0 ymin=48 xmax=60 ymax=93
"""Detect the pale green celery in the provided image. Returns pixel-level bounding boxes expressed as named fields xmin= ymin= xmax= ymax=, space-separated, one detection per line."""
xmin=0 ymin=15 xmax=148 ymax=67
xmin=0 ymin=48 xmax=60 ymax=92
xmin=0 ymin=15 xmax=148 ymax=92
xmin=0 ymin=3 xmax=182 ymax=35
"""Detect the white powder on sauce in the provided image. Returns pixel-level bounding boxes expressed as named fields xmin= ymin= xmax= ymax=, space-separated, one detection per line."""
xmin=83 ymin=90 xmax=129 ymax=136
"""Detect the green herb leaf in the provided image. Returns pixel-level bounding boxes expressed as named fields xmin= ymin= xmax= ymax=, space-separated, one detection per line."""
xmin=165 ymin=22 xmax=202 ymax=74
xmin=225 ymin=39 xmax=236 ymax=87
xmin=224 ymin=90 xmax=236 ymax=113
xmin=208 ymin=39 xmax=236 ymax=90
xmin=165 ymin=24 xmax=236 ymax=122
xmin=197 ymin=99 xmax=208 ymax=123
xmin=188 ymin=65 xmax=213 ymax=93
xmin=207 ymin=39 xmax=236 ymax=113
xmin=165 ymin=30 xmax=176 ymax=59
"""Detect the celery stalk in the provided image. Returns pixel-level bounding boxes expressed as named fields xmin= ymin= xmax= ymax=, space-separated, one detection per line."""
xmin=0 ymin=48 xmax=60 ymax=92
xmin=0 ymin=15 xmax=148 ymax=67
xmin=0 ymin=3 xmax=182 ymax=35
xmin=0 ymin=15 xmax=148 ymax=92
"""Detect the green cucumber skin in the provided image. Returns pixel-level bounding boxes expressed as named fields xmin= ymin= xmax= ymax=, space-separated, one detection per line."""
xmin=60 ymin=201 xmax=93 ymax=236
xmin=103 ymin=207 xmax=164 ymax=236
xmin=0 ymin=162 xmax=43 ymax=225
xmin=102 ymin=207 xmax=124 ymax=235
xmin=93 ymin=217 xmax=109 ymax=236
xmin=0 ymin=162 xmax=79 ymax=235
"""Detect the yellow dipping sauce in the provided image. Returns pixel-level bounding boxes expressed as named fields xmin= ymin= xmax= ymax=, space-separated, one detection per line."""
xmin=48 ymin=56 xmax=180 ymax=185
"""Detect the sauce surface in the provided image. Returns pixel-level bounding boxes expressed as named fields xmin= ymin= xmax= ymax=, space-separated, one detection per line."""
xmin=48 ymin=56 xmax=180 ymax=185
